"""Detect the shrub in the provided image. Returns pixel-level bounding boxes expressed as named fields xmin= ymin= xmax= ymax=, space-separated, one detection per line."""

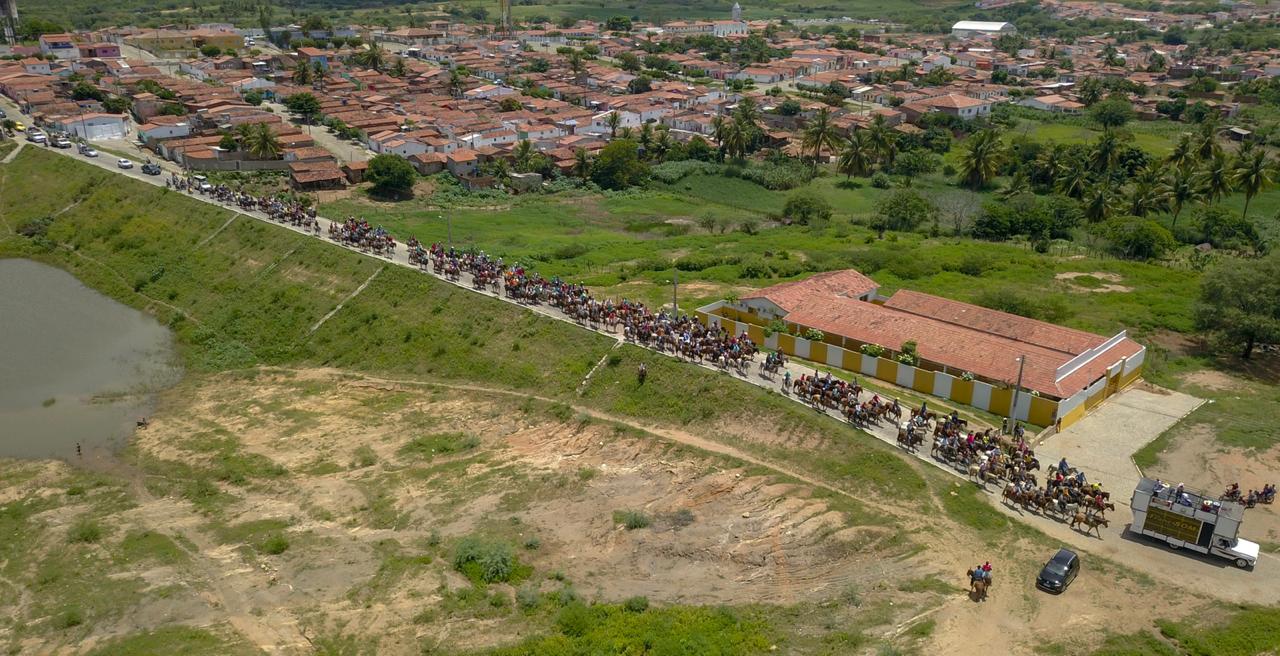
xmin=52 ymin=607 xmax=84 ymax=630
xmin=516 ymin=584 xmax=541 ymax=610
xmin=352 ymin=445 xmax=377 ymax=468
xmin=739 ymin=159 xmax=813 ymax=190
xmin=870 ymin=172 xmax=892 ymax=189
xmin=453 ymin=536 xmax=519 ymax=583
xmin=897 ymin=340 xmax=920 ymax=367
xmin=801 ymin=328 xmax=825 ymax=341
xmin=613 ymin=510 xmax=651 ymax=530
xmin=624 ymin=596 xmax=650 ymax=612
xmin=68 ymin=518 xmax=103 ymax=544
xmin=523 ymin=536 xmax=542 ymax=551
xmin=1099 ymin=216 xmax=1177 ymax=260
xmin=860 ymin=343 xmax=886 ymax=357
xmin=649 ymin=160 xmax=719 ymax=183
xmin=782 ymin=190 xmax=832 ymax=225
xmin=259 ymin=533 xmax=290 ymax=555
xmin=366 ymin=154 xmax=417 ymax=198
xmin=765 ymin=318 xmax=788 ymax=337
xmin=873 ymin=189 xmax=936 ymax=233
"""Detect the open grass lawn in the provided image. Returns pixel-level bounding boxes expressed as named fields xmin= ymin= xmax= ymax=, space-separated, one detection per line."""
xmin=326 ymin=172 xmax=1201 ymax=337
xmin=1005 ymin=119 xmax=1186 ymax=156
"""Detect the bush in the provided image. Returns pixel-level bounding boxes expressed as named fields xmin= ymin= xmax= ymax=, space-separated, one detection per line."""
xmin=897 ymin=340 xmax=920 ymax=367
xmin=68 ymin=518 xmax=103 ymax=544
xmin=870 ymin=172 xmax=892 ymax=189
xmin=52 ymin=607 xmax=84 ymax=629
xmin=352 ymin=445 xmax=377 ymax=468
xmin=613 ymin=510 xmax=651 ymax=530
xmin=739 ymin=159 xmax=813 ymax=190
xmin=860 ymin=343 xmax=886 ymax=357
xmin=649 ymin=160 xmax=719 ymax=183
xmin=801 ymin=328 xmax=825 ymax=341
xmin=453 ymin=536 xmax=519 ymax=583
xmin=624 ymin=596 xmax=650 ymax=612
xmin=259 ymin=533 xmax=290 ymax=555
xmin=366 ymin=154 xmax=417 ymax=198
xmin=516 ymin=584 xmax=541 ymax=610
xmin=1099 ymin=216 xmax=1177 ymax=260
xmin=523 ymin=536 xmax=542 ymax=550
xmin=873 ymin=189 xmax=936 ymax=233
xmin=782 ymin=190 xmax=832 ymax=225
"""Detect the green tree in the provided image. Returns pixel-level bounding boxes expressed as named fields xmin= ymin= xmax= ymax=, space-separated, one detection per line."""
xmin=800 ymin=107 xmax=843 ymax=169
xmin=1232 ymin=149 xmax=1274 ymax=221
xmin=354 ymin=42 xmax=387 ymax=72
xmin=627 ymin=76 xmax=652 ymax=94
xmin=1198 ymin=151 xmax=1234 ymax=203
xmin=837 ymin=130 xmax=876 ymax=179
xmin=591 ymin=139 xmax=647 ymax=190
xmin=283 ymin=93 xmax=322 ymax=124
xmin=366 ymin=154 xmax=417 ymax=197
xmin=243 ymin=123 xmax=282 ymax=159
xmin=1088 ymin=98 xmax=1134 ymax=131
xmin=572 ymin=148 xmax=592 ymax=181
xmin=605 ymin=111 xmax=622 ymax=138
xmin=874 ymin=189 xmax=936 ymax=232
xmin=617 ymin=52 xmax=642 ymax=73
xmin=243 ymin=90 xmax=264 ymax=106
xmin=199 ymin=44 xmax=222 ymax=57
xmin=782 ymin=190 xmax=832 ymax=226
xmin=1099 ymin=216 xmax=1176 ymax=259
xmin=1077 ymin=77 xmax=1103 ymax=106
xmin=606 ymin=16 xmax=633 ymax=32
xmin=1165 ymin=165 xmax=1203 ymax=231
xmin=957 ymin=129 xmax=1004 ymax=190
xmin=1166 ymin=133 xmax=1195 ymax=171
xmin=1196 ymin=254 xmax=1280 ymax=359
xmin=291 ymin=61 xmax=314 ymax=85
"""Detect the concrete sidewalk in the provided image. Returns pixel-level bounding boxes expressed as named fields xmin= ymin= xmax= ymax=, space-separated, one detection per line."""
xmin=1034 ymin=387 xmax=1204 ymax=496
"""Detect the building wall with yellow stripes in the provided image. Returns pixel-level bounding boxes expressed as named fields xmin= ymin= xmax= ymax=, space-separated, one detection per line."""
xmin=696 ymin=301 xmax=1143 ymax=430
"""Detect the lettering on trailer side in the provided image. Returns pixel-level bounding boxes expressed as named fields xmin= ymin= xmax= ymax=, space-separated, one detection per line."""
xmin=1145 ymin=506 xmax=1201 ymax=543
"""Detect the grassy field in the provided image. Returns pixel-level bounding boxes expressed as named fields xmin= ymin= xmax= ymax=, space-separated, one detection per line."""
xmin=326 ymin=172 xmax=1201 ymax=338
xmin=6 ymin=146 xmax=1280 ymax=655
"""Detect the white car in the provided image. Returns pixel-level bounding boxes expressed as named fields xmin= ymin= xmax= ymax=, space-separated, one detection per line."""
xmin=117 ymin=158 xmax=134 ymax=169
xmin=82 ymin=147 xmax=99 ymax=157
xmin=27 ymin=132 xmax=46 ymax=144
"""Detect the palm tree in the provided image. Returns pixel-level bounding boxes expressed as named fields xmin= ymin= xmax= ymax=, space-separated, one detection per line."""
xmin=1000 ymin=170 xmax=1031 ymax=199
xmin=1194 ymin=119 xmax=1221 ymax=162
xmin=513 ymin=139 xmax=535 ymax=171
xmin=1055 ymin=165 xmax=1089 ymax=199
xmin=389 ymin=56 xmax=408 ymax=78
xmin=1166 ymin=133 xmax=1195 ymax=171
xmin=618 ymin=126 xmax=634 ymax=141
xmin=836 ymin=130 xmax=875 ymax=179
xmin=957 ymin=129 xmax=1004 ymax=190
xmin=291 ymin=61 xmax=313 ymax=85
xmin=568 ymin=51 xmax=586 ymax=82
xmin=653 ymin=125 xmax=672 ymax=159
xmin=606 ymin=111 xmax=621 ymax=138
xmin=1126 ymin=174 xmax=1170 ymax=218
xmin=734 ymin=96 xmax=760 ymax=126
xmin=1034 ymin=145 xmax=1066 ymax=187
xmin=1090 ymin=131 xmax=1121 ymax=173
xmin=448 ymin=68 xmax=465 ymax=98
xmin=710 ymin=114 xmax=726 ymax=151
xmin=1082 ymin=184 xmax=1116 ymax=223
xmin=801 ymin=107 xmax=843 ymax=169
xmin=721 ymin=119 xmax=749 ymax=160
xmin=572 ymin=147 xmax=592 ymax=181
xmin=1197 ymin=151 xmax=1234 ymax=203
xmin=1233 ymin=149 xmax=1274 ymax=221
xmin=355 ymin=42 xmax=387 ymax=72
xmin=866 ymin=114 xmax=897 ymax=167
xmin=639 ymin=122 xmax=654 ymax=154
xmin=243 ymin=123 xmax=282 ymax=159
xmin=233 ymin=122 xmax=256 ymax=144
xmin=1165 ymin=165 xmax=1203 ymax=231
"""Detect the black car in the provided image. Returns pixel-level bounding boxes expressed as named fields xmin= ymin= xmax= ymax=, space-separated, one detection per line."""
xmin=141 ymin=162 xmax=162 ymax=175
xmin=1036 ymin=548 xmax=1079 ymax=594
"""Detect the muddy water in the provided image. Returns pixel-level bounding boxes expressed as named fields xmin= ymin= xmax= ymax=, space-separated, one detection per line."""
xmin=0 ymin=259 xmax=180 ymax=459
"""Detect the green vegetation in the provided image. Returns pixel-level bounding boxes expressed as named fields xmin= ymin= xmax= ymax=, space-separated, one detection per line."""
xmin=1086 ymin=606 xmax=1280 ymax=656
xmin=84 ymin=625 xmax=260 ymax=656
xmin=452 ymin=535 xmax=527 ymax=584
xmin=482 ymin=603 xmax=774 ymax=656
xmin=399 ymin=432 xmax=481 ymax=460
xmin=612 ymin=510 xmax=652 ymax=530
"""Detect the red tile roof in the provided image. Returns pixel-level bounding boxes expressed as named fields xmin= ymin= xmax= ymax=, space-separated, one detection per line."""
xmin=745 ymin=270 xmax=1142 ymax=398
xmin=742 ymin=269 xmax=879 ymax=312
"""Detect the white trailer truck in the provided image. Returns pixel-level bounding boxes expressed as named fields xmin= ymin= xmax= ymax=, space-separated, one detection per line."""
xmin=1130 ymin=477 xmax=1259 ymax=569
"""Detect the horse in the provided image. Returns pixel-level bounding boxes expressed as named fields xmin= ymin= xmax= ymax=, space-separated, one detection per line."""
xmin=966 ymin=569 xmax=990 ymax=601
xmin=1071 ymin=512 xmax=1109 ymax=537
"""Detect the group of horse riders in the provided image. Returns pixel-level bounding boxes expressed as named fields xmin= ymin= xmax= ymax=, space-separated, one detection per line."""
xmin=173 ymin=176 xmax=321 ymax=233
xmin=412 ymin=244 xmax=761 ymax=371
xmin=330 ymin=218 xmax=396 ymax=254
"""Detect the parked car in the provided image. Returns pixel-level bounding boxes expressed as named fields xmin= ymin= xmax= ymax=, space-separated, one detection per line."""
xmin=1036 ymin=548 xmax=1079 ymax=594
xmin=81 ymin=146 xmax=99 ymax=157
xmin=141 ymin=162 xmax=162 ymax=175
xmin=0 ymin=108 xmax=6 ymax=118
xmin=11 ymin=121 xmax=22 ymax=131
xmin=53 ymin=138 xmax=72 ymax=149
xmin=26 ymin=131 xmax=45 ymax=144
xmin=117 ymin=158 xmax=134 ymax=169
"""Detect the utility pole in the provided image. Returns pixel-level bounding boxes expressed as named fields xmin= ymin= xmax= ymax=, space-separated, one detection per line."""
xmin=672 ymin=270 xmax=678 ymax=316
xmin=439 ymin=214 xmax=451 ymax=247
xmin=1008 ymin=355 xmax=1026 ymax=434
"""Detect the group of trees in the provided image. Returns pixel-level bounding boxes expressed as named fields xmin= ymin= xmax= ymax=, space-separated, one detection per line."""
xmin=217 ymin=123 xmax=282 ymax=159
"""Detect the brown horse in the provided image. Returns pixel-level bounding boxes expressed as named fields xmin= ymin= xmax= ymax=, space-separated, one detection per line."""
xmin=966 ymin=568 xmax=990 ymax=601
xmin=1071 ymin=512 xmax=1109 ymax=537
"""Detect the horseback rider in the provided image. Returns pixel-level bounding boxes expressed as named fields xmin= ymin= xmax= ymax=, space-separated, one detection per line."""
xmin=636 ymin=362 xmax=647 ymax=385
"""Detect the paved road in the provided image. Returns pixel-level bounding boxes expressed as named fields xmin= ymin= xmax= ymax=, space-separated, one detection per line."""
xmin=6 ymin=102 xmax=1278 ymax=601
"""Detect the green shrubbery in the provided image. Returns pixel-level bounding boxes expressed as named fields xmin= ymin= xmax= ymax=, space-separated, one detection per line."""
xmin=453 ymin=536 xmax=525 ymax=584
xmin=487 ymin=603 xmax=772 ymax=655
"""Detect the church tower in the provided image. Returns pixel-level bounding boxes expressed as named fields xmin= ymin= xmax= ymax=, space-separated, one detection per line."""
xmin=731 ymin=1 xmax=742 ymax=21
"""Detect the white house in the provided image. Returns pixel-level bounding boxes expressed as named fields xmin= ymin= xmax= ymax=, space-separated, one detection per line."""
xmin=585 ymin=109 xmax=641 ymax=135
xmin=712 ymin=20 xmax=749 ymax=37
xmin=463 ymin=84 xmax=517 ymax=100
xmin=53 ymin=113 xmax=129 ymax=140
xmin=137 ymin=120 xmax=192 ymax=142
xmin=922 ymin=53 xmax=953 ymax=72
xmin=950 ymin=21 xmax=1017 ymax=39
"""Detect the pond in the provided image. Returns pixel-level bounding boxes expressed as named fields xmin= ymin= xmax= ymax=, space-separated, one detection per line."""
xmin=0 ymin=259 xmax=180 ymax=459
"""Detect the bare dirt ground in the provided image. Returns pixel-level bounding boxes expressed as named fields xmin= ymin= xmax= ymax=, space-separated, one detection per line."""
xmin=0 ymin=368 xmax=1219 ymax=656
xmin=1148 ymin=423 xmax=1280 ymax=553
